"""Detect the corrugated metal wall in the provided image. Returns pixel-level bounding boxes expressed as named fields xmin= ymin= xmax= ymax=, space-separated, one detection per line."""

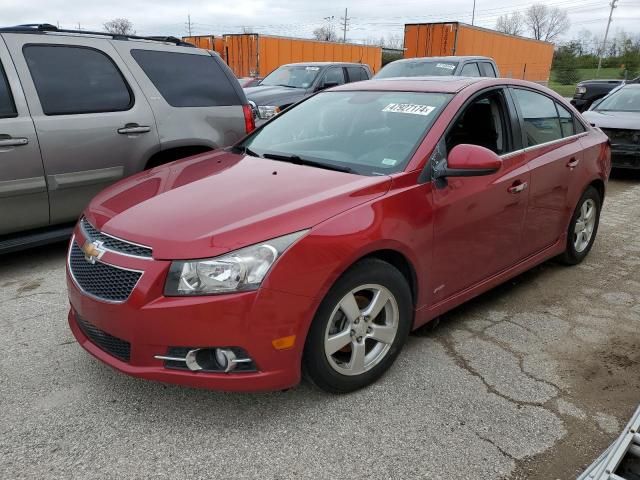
xmin=403 ymin=23 xmax=554 ymax=83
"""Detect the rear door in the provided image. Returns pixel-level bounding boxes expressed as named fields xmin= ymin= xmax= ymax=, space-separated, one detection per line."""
xmin=510 ymin=88 xmax=584 ymax=256
xmin=0 ymin=37 xmax=48 ymax=235
xmin=4 ymin=33 xmax=159 ymax=224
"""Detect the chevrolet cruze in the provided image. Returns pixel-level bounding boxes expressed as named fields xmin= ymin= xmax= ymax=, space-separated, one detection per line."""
xmin=67 ymin=77 xmax=611 ymax=393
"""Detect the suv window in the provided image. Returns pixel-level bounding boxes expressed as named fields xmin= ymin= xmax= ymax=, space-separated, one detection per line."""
xmin=323 ymin=67 xmax=345 ymax=86
xmin=446 ymin=90 xmax=513 ymax=155
xmin=460 ymin=63 xmax=481 ymax=77
xmin=131 ymin=50 xmax=239 ymax=107
xmin=24 ymin=45 xmax=132 ymax=115
xmin=346 ymin=66 xmax=368 ymax=82
xmin=556 ymin=103 xmax=575 ymax=137
xmin=511 ymin=88 xmax=562 ymax=147
xmin=480 ymin=62 xmax=497 ymax=77
xmin=0 ymin=62 xmax=17 ymax=118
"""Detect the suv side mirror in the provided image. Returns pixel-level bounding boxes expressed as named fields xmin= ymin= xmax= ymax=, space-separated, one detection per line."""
xmin=317 ymin=81 xmax=340 ymax=91
xmin=433 ymin=144 xmax=501 ymax=179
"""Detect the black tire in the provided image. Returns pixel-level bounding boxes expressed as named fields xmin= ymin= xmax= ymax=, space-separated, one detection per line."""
xmin=302 ymin=258 xmax=412 ymax=393
xmin=559 ymin=186 xmax=601 ymax=265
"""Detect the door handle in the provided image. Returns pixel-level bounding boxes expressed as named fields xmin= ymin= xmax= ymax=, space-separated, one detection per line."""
xmin=508 ymin=181 xmax=528 ymax=194
xmin=0 ymin=137 xmax=28 ymax=147
xmin=117 ymin=124 xmax=151 ymax=134
xmin=567 ymin=157 xmax=580 ymax=169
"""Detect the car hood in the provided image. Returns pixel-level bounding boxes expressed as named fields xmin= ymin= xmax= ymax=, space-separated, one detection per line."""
xmin=85 ymin=151 xmax=391 ymax=260
xmin=244 ymin=85 xmax=308 ymax=106
xmin=582 ymin=110 xmax=640 ymax=129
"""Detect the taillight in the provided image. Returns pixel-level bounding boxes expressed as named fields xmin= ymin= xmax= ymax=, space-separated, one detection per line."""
xmin=243 ymin=104 xmax=255 ymax=134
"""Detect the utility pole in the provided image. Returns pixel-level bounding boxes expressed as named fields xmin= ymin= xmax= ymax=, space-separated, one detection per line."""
xmin=341 ymin=8 xmax=350 ymax=43
xmin=186 ymin=14 xmax=192 ymax=37
xmin=597 ymin=0 xmax=617 ymax=76
xmin=472 ymin=0 xmax=476 ymax=25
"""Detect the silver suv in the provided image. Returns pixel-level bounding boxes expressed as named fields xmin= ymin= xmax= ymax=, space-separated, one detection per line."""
xmin=0 ymin=24 xmax=253 ymax=252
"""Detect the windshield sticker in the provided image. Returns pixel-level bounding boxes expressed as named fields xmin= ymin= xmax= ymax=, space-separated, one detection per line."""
xmin=436 ymin=63 xmax=456 ymax=70
xmin=382 ymin=158 xmax=398 ymax=166
xmin=382 ymin=103 xmax=436 ymax=116
xmin=305 ymin=66 xmax=320 ymax=71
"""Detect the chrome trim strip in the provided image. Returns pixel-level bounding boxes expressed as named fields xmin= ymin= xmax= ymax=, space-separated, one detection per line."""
xmin=154 ymin=355 xmax=187 ymax=362
xmin=67 ymin=235 xmax=145 ymax=304
xmin=48 ymin=166 xmax=124 ymax=191
xmin=499 ymin=132 xmax=590 ymax=160
xmin=80 ymin=217 xmax=153 ymax=260
xmin=0 ymin=176 xmax=47 ymax=198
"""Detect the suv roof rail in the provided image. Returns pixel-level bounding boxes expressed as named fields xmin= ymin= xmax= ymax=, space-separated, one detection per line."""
xmin=0 ymin=24 xmax=195 ymax=47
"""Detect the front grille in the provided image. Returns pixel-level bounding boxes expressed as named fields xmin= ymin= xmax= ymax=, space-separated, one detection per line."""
xmin=601 ymin=128 xmax=640 ymax=146
xmin=69 ymin=242 xmax=142 ymax=302
xmin=76 ymin=315 xmax=131 ymax=362
xmin=80 ymin=217 xmax=153 ymax=258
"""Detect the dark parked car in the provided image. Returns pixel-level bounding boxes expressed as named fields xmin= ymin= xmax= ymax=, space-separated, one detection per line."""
xmin=571 ymin=76 xmax=639 ymax=112
xmin=583 ymin=84 xmax=640 ymax=169
xmin=67 ymin=77 xmax=609 ymax=393
xmin=374 ymin=56 xmax=499 ymax=79
xmin=244 ymin=62 xmax=372 ymax=124
xmin=238 ymin=76 xmax=263 ymax=88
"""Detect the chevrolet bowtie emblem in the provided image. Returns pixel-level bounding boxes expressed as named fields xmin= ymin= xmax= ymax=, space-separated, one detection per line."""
xmin=82 ymin=240 xmax=105 ymax=264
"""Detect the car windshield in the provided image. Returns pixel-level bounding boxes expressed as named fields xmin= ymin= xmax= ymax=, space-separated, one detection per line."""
xmin=259 ymin=65 xmax=321 ymax=89
xmin=594 ymin=86 xmax=640 ymax=112
xmin=375 ymin=61 xmax=459 ymax=79
xmin=240 ymin=90 xmax=452 ymax=175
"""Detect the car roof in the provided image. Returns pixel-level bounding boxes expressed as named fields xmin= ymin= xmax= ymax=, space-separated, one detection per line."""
xmin=280 ymin=62 xmax=369 ymax=67
xmin=389 ymin=56 xmax=494 ymax=63
xmin=621 ymin=83 xmax=640 ymax=89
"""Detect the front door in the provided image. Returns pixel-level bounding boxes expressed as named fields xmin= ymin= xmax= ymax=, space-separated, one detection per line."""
xmin=431 ymin=88 xmax=530 ymax=301
xmin=4 ymin=33 xmax=160 ymax=224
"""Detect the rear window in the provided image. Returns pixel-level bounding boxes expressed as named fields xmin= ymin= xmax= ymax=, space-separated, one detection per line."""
xmin=131 ymin=50 xmax=239 ymax=107
xmin=0 ymin=62 xmax=17 ymax=118
xmin=375 ymin=61 xmax=458 ymax=79
xmin=24 ymin=45 xmax=132 ymax=115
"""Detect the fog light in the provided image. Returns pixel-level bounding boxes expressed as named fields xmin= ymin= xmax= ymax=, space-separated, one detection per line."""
xmin=215 ymin=348 xmax=237 ymax=372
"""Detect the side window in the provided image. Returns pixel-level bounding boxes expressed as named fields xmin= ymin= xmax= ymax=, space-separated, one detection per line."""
xmin=346 ymin=66 xmax=367 ymax=82
xmin=323 ymin=67 xmax=345 ymax=86
xmin=24 ymin=45 xmax=132 ymax=115
xmin=460 ymin=62 xmax=481 ymax=77
xmin=446 ymin=90 xmax=512 ymax=155
xmin=131 ymin=50 xmax=240 ymax=107
xmin=511 ymin=88 xmax=562 ymax=147
xmin=556 ymin=103 xmax=575 ymax=137
xmin=575 ymin=118 xmax=587 ymax=133
xmin=480 ymin=62 xmax=497 ymax=77
xmin=0 ymin=62 xmax=17 ymax=118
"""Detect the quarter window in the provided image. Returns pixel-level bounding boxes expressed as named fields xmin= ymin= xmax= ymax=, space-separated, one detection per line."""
xmin=460 ymin=63 xmax=481 ymax=77
xmin=131 ymin=50 xmax=239 ymax=107
xmin=0 ymin=62 xmax=17 ymax=118
xmin=556 ymin=103 xmax=576 ymax=137
xmin=24 ymin=45 xmax=132 ymax=115
xmin=511 ymin=88 xmax=562 ymax=147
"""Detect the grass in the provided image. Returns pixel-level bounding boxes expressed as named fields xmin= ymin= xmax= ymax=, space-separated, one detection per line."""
xmin=548 ymin=67 xmax=625 ymax=97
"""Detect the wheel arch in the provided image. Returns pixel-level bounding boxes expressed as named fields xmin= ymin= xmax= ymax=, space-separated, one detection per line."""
xmin=589 ymin=178 xmax=605 ymax=202
xmin=144 ymin=145 xmax=214 ymax=170
xmin=357 ymin=249 xmax=418 ymax=308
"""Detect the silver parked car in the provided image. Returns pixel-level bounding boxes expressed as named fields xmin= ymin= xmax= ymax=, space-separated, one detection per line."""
xmin=0 ymin=24 xmax=253 ymax=252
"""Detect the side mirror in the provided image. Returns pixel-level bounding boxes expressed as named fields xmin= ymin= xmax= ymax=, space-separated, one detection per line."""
xmin=318 ymin=81 xmax=340 ymax=91
xmin=433 ymin=144 xmax=501 ymax=179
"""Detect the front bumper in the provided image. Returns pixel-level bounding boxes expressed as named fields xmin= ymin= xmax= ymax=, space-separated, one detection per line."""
xmin=611 ymin=146 xmax=640 ymax=169
xmin=66 ymin=231 xmax=315 ymax=392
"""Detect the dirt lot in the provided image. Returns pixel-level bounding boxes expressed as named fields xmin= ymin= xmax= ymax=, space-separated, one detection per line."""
xmin=1 ymin=173 xmax=639 ymax=480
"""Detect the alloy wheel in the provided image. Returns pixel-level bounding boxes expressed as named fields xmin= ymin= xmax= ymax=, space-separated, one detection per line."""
xmin=574 ymin=198 xmax=597 ymax=253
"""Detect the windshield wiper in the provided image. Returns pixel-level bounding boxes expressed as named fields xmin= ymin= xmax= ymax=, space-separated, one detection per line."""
xmin=274 ymin=84 xmax=298 ymax=88
xmin=262 ymin=152 xmax=354 ymax=173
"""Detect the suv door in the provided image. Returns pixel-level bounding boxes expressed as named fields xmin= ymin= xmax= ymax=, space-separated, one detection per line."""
xmin=3 ymin=34 xmax=160 ymax=224
xmin=510 ymin=87 xmax=582 ymax=256
xmin=431 ymin=87 xmax=530 ymax=300
xmin=0 ymin=38 xmax=48 ymax=235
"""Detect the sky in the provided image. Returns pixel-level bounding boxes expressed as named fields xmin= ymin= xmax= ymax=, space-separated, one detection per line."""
xmin=3 ymin=0 xmax=640 ymax=45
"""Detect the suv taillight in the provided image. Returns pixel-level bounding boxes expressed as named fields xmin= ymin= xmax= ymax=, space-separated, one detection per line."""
xmin=243 ymin=104 xmax=255 ymax=134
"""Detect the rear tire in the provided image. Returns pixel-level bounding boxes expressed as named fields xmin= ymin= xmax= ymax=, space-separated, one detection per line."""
xmin=303 ymin=258 xmax=412 ymax=393
xmin=559 ymin=186 xmax=601 ymax=265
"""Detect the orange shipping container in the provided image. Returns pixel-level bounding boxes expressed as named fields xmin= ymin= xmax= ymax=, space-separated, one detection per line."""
xmin=403 ymin=22 xmax=554 ymax=83
xmin=223 ymin=34 xmax=382 ymax=78
xmin=182 ymin=35 xmax=226 ymax=61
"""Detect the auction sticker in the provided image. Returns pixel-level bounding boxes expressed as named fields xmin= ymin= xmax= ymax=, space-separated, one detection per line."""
xmin=436 ymin=63 xmax=456 ymax=70
xmin=382 ymin=103 xmax=435 ymax=116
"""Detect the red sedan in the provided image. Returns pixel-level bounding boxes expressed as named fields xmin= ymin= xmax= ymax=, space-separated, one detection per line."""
xmin=67 ymin=77 xmax=610 ymax=393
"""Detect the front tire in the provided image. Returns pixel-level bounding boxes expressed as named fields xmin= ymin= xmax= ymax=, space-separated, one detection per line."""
xmin=303 ymin=258 xmax=412 ymax=393
xmin=559 ymin=186 xmax=601 ymax=265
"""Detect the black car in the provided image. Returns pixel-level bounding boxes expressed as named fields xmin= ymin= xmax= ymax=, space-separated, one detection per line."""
xmin=571 ymin=76 xmax=639 ymax=112
xmin=244 ymin=62 xmax=372 ymax=124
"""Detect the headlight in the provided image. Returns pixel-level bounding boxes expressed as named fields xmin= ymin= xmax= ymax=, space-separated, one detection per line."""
xmin=164 ymin=230 xmax=308 ymax=296
xmin=257 ymin=105 xmax=280 ymax=120
xmin=576 ymin=86 xmax=587 ymax=95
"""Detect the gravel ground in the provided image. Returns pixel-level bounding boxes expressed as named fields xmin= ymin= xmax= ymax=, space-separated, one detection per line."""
xmin=1 ymin=172 xmax=639 ymax=480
